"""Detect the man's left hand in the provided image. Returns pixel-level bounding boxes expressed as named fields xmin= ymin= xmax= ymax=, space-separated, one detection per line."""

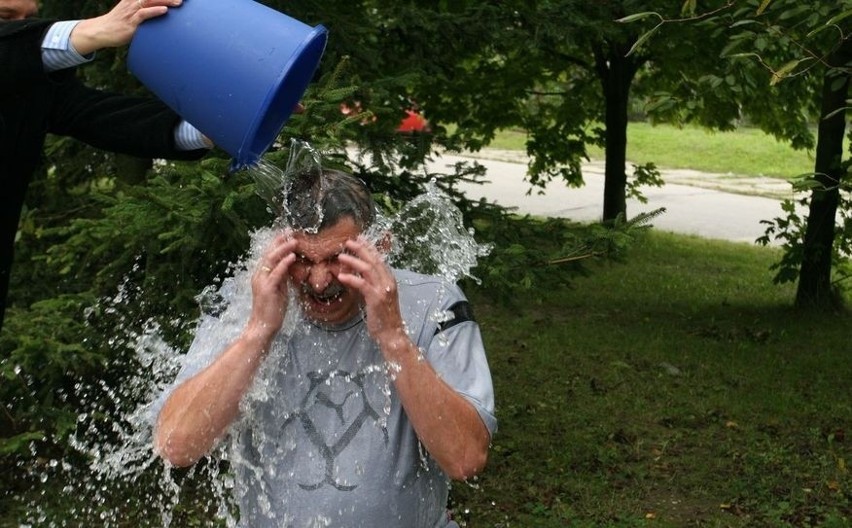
xmin=336 ymin=237 xmax=407 ymax=351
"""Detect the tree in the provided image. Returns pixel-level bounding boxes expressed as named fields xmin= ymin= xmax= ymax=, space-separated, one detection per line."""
xmin=327 ymin=1 xmax=745 ymax=222
xmin=797 ymin=39 xmax=851 ymax=309
xmin=616 ymin=0 xmax=851 ymax=310
xmin=169 ymin=1 xmax=734 ymax=225
xmin=716 ymin=0 xmax=852 ymax=310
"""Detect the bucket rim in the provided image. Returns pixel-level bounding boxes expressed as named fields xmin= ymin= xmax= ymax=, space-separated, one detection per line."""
xmin=233 ymin=24 xmax=328 ymax=170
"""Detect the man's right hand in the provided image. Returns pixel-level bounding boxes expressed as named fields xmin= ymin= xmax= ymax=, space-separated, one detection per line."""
xmin=70 ymin=0 xmax=182 ymax=55
xmin=246 ymin=231 xmax=297 ymax=340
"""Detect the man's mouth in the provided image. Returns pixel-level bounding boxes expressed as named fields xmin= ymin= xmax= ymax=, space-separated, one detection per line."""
xmin=304 ymin=283 xmax=345 ymax=306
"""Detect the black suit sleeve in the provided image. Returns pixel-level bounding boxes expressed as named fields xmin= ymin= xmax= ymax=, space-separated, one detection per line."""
xmin=50 ymin=80 xmax=207 ymax=161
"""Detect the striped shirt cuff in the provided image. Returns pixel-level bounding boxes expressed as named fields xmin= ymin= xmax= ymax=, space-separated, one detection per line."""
xmin=41 ymin=20 xmax=92 ymax=72
xmin=174 ymin=121 xmax=212 ymax=151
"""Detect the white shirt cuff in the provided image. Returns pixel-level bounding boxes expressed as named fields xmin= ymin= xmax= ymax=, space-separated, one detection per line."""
xmin=41 ymin=20 xmax=92 ymax=72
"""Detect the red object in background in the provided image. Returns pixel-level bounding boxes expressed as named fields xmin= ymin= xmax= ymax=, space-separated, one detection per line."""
xmin=396 ymin=109 xmax=429 ymax=133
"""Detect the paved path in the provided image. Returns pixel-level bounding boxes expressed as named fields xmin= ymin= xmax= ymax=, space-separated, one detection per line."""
xmin=426 ymin=151 xmax=801 ymax=246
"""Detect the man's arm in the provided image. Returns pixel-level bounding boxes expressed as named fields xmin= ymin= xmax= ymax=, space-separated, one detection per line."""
xmin=337 ymin=239 xmax=491 ymax=481
xmin=155 ymin=326 xmax=273 ymax=467
xmin=40 ymin=11 xmax=211 ymax=152
xmin=155 ymin=233 xmax=297 ymax=466
xmin=379 ymin=331 xmax=491 ymax=480
xmin=49 ymin=83 xmax=208 ymax=160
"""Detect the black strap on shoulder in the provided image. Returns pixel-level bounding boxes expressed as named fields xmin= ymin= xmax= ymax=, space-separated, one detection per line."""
xmin=435 ymin=301 xmax=476 ymax=335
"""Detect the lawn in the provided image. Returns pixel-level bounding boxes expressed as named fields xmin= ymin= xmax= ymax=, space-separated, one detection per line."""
xmin=451 ymin=230 xmax=851 ymax=527
xmin=487 ymin=122 xmax=818 ymax=179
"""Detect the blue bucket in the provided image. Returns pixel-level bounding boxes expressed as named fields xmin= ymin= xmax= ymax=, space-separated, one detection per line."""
xmin=128 ymin=0 xmax=327 ymax=170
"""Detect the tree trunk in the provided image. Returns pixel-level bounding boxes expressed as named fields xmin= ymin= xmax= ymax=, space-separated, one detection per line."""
xmin=795 ymin=42 xmax=851 ymax=311
xmin=595 ymin=43 xmax=640 ymax=223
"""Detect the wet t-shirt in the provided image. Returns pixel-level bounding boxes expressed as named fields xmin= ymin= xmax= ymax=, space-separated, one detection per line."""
xmin=167 ymin=269 xmax=496 ymax=528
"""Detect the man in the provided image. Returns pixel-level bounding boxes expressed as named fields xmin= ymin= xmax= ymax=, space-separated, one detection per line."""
xmin=155 ymin=168 xmax=496 ymax=527
xmin=0 ymin=0 xmax=210 ymax=332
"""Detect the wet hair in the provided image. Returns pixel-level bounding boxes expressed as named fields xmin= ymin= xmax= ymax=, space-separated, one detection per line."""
xmin=284 ymin=168 xmax=376 ymax=232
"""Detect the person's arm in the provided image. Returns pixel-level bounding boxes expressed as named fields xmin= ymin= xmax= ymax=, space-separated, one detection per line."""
xmin=337 ymin=238 xmax=491 ymax=481
xmin=155 ymin=323 xmax=274 ymax=466
xmin=40 ymin=6 xmax=210 ymax=151
xmin=155 ymin=233 xmax=297 ymax=466
xmin=379 ymin=328 xmax=491 ymax=481
xmin=49 ymin=81 xmax=208 ymax=159
xmin=69 ymin=0 xmax=181 ymax=56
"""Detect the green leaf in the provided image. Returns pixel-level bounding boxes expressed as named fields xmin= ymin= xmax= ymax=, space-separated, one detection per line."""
xmin=729 ymin=20 xmax=759 ymax=28
xmin=824 ymin=8 xmax=852 ymax=27
xmin=830 ymin=76 xmax=848 ymax=92
xmin=616 ymin=11 xmax=661 ymax=24
xmin=808 ymin=9 xmax=852 ymax=38
xmin=720 ymin=37 xmax=748 ymax=57
xmin=0 ymin=431 xmax=45 ymax=455
xmin=788 ymin=173 xmax=829 ymax=192
xmin=724 ymin=52 xmax=761 ymax=60
xmin=822 ymin=105 xmax=850 ymax=121
xmin=770 ymin=59 xmax=805 ymax=85
xmin=625 ymin=26 xmax=660 ymax=57
xmin=756 ymin=0 xmax=773 ymax=15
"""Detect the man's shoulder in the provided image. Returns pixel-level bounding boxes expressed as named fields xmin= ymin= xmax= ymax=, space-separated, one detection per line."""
xmin=393 ymin=268 xmax=453 ymax=290
xmin=393 ymin=268 xmax=467 ymax=304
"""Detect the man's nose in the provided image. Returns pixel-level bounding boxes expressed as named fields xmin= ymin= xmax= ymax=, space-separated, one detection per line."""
xmin=307 ymin=262 xmax=334 ymax=291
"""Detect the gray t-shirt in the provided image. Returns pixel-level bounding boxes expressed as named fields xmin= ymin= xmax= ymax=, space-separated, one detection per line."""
xmin=165 ymin=269 xmax=496 ymax=527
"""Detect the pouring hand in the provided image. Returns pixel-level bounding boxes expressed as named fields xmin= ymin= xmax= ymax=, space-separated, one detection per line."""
xmin=71 ymin=0 xmax=183 ymax=55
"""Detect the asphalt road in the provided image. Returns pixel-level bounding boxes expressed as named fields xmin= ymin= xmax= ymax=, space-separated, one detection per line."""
xmin=426 ymin=152 xmax=801 ymax=246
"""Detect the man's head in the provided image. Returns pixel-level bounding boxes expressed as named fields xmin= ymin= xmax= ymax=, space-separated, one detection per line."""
xmin=0 ymin=0 xmax=38 ymax=21
xmin=284 ymin=169 xmax=377 ymax=326
xmin=284 ymin=168 xmax=375 ymax=233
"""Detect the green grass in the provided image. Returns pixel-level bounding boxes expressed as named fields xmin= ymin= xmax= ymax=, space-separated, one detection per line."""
xmin=451 ymin=230 xmax=851 ymax=527
xmin=488 ymin=123 xmax=818 ymax=179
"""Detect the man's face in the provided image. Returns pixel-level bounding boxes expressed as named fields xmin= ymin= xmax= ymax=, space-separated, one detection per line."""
xmin=288 ymin=216 xmax=364 ymax=326
xmin=0 ymin=0 xmax=38 ymax=20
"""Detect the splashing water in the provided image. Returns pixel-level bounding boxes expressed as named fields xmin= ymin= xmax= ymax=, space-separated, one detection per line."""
xmin=17 ymin=155 xmax=492 ymax=526
xmin=250 ymin=141 xmax=323 ymax=224
xmin=383 ymin=178 xmax=492 ymax=284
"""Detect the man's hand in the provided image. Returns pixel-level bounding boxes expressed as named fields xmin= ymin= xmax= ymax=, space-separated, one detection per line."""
xmin=247 ymin=231 xmax=297 ymax=341
xmin=337 ymin=237 xmax=407 ymax=350
xmin=71 ymin=0 xmax=182 ymax=55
